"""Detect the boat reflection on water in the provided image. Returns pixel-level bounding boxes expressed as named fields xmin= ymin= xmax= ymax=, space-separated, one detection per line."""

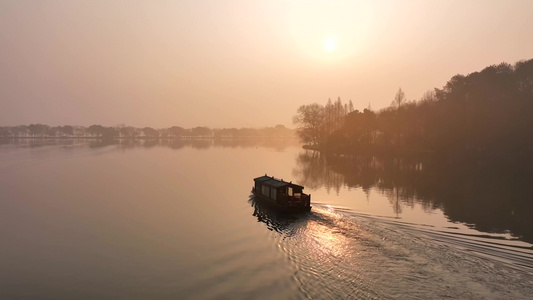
xmin=248 ymin=195 xmax=311 ymax=236
xmin=248 ymin=194 xmax=358 ymax=257
xmin=249 ymin=191 xmax=533 ymax=299
xmin=248 ymin=195 xmax=375 ymax=298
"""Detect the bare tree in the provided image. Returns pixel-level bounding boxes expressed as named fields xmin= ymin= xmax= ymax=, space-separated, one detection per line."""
xmin=348 ymin=99 xmax=354 ymax=113
xmin=293 ymin=103 xmax=325 ymax=146
xmin=392 ymin=88 xmax=406 ymax=108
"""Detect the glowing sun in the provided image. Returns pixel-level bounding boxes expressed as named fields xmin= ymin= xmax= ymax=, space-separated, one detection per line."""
xmin=324 ymin=38 xmax=338 ymax=52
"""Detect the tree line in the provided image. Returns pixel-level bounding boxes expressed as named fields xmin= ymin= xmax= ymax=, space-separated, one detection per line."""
xmin=292 ymin=97 xmax=355 ymax=145
xmin=294 ymin=58 xmax=533 ymax=164
xmin=0 ymin=124 xmax=295 ymax=139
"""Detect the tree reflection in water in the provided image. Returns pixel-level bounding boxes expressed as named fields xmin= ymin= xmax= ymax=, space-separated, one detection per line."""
xmin=3 ymin=138 xmax=301 ymax=151
xmin=292 ymin=150 xmax=533 ymax=243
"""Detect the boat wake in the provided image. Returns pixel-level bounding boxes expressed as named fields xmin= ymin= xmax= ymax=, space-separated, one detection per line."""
xmin=258 ymin=204 xmax=533 ymax=299
xmin=331 ymin=206 xmax=533 ymax=275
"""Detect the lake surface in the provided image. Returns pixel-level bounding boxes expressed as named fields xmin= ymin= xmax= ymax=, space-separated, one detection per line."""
xmin=1 ymin=139 xmax=532 ymax=299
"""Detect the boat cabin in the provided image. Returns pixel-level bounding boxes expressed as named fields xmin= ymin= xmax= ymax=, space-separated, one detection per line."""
xmin=253 ymin=175 xmax=311 ymax=209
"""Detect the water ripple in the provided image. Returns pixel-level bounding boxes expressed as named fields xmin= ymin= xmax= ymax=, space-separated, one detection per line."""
xmin=254 ymin=204 xmax=533 ymax=299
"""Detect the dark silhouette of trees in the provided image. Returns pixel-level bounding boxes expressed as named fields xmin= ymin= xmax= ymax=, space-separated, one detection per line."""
xmin=293 ymin=103 xmax=325 ymax=146
xmin=47 ymin=125 xmax=74 ymax=137
xmin=3 ymin=125 xmax=29 ymax=137
xmin=212 ymin=125 xmax=294 ymax=139
xmin=48 ymin=126 xmax=60 ymax=137
xmin=391 ymin=87 xmax=406 ymax=108
xmin=293 ymin=98 xmax=350 ymax=147
xmin=169 ymin=126 xmax=187 ymax=138
xmin=1 ymin=124 xmax=296 ymax=140
xmin=86 ymin=125 xmax=116 ymax=139
xmin=87 ymin=125 xmax=105 ymax=137
xmin=296 ymin=58 xmax=533 ymax=167
xmin=0 ymin=124 xmax=74 ymax=138
xmin=327 ymin=108 xmax=378 ymax=153
xmin=60 ymin=125 xmax=74 ymax=137
xmin=191 ymin=126 xmax=212 ymax=137
xmin=119 ymin=126 xmax=137 ymax=138
xmin=142 ymin=127 xmax=159 ymax=138
xmin=28 ymin=124 xmax=50 ymax=137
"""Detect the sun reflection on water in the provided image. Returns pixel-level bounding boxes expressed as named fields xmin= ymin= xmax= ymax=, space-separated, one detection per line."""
xmin=280 ymin=207 xmax=374 ymax=298
xmin=306 ymin=208 xmax=354 ymax=258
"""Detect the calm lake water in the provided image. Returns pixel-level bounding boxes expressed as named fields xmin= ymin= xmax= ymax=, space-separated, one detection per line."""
xmin=1 ymin=139 xmax=532 ymax=299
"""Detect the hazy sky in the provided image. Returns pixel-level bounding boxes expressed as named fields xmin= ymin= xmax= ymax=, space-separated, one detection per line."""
xmin=1 ymin=0 xmax=532 ymax=128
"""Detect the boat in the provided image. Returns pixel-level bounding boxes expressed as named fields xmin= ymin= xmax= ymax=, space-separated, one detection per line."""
xmin=251 ymin=174 xmax=311 ymax=213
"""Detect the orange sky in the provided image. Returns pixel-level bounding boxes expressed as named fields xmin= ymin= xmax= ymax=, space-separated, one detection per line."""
xmin=1 ymin=0 xmax=532 ymax=128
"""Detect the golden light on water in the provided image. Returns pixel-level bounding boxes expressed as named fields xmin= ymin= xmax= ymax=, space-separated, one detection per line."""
xmin=306 ymin=209 xmax=353 ymax=258
xmin=308 ymin=224 xmax=344 ymax=258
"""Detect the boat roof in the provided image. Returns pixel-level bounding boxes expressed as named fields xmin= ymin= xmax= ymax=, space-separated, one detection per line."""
xmin=254 ymin=175 xmax=304 ymax=189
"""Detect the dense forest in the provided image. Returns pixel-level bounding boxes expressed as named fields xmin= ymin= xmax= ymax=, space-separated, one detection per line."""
xmin=0 ymin=124 xmax=295 ymax=139
xmin=294 ymin=59 xmax=533 ymax=166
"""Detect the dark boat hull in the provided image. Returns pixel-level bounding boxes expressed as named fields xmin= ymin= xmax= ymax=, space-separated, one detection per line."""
xmin=251 ymin=189 xmax=311 ymax=213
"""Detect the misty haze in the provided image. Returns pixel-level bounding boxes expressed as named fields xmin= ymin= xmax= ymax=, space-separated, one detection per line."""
xmin=1 ymin=1 xmax=533 ymax=299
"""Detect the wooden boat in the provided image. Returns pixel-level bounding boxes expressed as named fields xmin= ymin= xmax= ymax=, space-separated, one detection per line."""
xmin=252 ymin=174 xmax=311 ymax=213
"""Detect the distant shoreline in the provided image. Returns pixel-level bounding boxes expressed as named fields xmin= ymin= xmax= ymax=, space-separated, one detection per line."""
xmin=0 ymin=136 xmax=298 ymax=140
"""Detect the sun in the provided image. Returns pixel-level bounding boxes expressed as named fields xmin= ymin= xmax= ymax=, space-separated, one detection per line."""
xmin=324 ymin=38 xmax=338 ymax=52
